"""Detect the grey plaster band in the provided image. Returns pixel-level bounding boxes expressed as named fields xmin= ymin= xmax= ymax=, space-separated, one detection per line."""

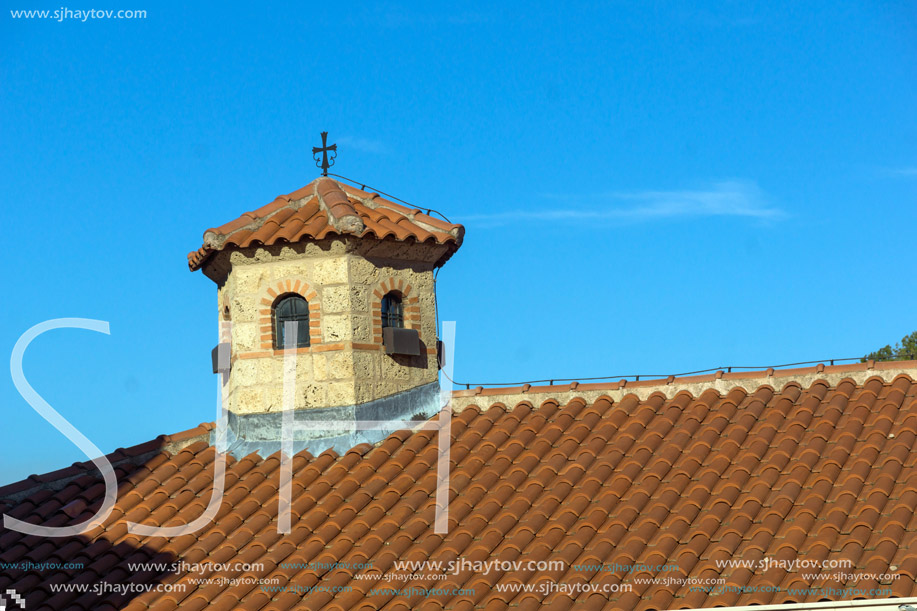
xmin=211 ymin=381 xmax=441 ymax=458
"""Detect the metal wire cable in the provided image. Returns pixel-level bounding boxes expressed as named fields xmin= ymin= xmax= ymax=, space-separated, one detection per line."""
xmin=441 ymin=355 xmax=916 ymax=390
xmin=326 ymin=173 xmax=455 ymax=224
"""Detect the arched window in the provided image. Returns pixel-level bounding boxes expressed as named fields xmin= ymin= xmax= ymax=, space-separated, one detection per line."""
xmin=273 ymin=294 xmax=310 ymax=349
xmin=381 ymin=292 xmax=404 ymax=329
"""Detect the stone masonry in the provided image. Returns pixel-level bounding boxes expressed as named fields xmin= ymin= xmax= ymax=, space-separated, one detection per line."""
xmin=209 ymin=236 xmax=447 ymax=416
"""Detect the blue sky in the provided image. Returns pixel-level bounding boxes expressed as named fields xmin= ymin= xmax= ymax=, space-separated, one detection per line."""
xmin=1 ymin=1 xmax=915 ymax=483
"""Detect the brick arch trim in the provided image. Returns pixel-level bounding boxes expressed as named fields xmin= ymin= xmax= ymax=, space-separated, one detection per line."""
xmin=258 ymin=279 xmax=321 ymax=350
xmin=371 ymin=276 xmax=421 ymax=344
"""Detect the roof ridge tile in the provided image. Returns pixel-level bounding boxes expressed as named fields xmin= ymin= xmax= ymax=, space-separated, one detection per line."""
xmin=188 ymin=177 xmax=463 ymax=271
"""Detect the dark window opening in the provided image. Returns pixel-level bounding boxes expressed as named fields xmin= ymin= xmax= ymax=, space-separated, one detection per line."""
xmin=381 ymin=292 xmax=404 ymax=329
xmin=273 ymin=294 xmax=310 ymax=349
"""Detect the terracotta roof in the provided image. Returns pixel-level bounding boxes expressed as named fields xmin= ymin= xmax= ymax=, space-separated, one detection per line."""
xmin=449 ymin=359 xmax=917 ymax=411
xmin=2 ymin=363 xmax=917 ymax=610
xmin=187 ymin=177 xmax=464 ymax=271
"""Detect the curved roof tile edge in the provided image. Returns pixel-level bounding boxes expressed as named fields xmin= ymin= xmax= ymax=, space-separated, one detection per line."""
xmin=11 ymin=361 xmax=912 ymax=501
xmin=187 ymin=177 xmax=463 ymax=271
xmin=450 ymin=360 xmax=917 ymax=409
xmin=0 ymin=423 xmax=214 ymax=501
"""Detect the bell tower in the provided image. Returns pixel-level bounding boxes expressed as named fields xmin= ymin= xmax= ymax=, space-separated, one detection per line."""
xmin=188 ymin=175 xmax=463 ymax=455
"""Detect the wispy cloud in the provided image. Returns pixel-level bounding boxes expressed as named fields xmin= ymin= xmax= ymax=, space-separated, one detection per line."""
xmin=460 ymin=180 xmax=785 ymax=227
xmin=882 ymin=167 xmax=917 ymax=177
xmin=683 ymin=9 xmax=764 ymax=29
xmin=335 ymin=136 xmax=389 ymax=155
xmin=343 ymin=6 xmax=491 ymax=29
xmin=379 ymin=10 xmax=489 ymax=27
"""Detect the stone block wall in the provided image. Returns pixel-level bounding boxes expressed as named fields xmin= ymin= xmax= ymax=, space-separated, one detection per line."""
xmin=213 ymin=237 xmax=444 ymax=415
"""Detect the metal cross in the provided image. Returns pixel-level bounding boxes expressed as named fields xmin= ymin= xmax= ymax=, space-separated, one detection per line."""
xmin=312 ymin=131 xmax=337 ymax=176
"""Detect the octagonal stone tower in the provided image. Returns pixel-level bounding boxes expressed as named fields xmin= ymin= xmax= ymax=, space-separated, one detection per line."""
xmin=188 ymin=177 xmax=463 ymax=455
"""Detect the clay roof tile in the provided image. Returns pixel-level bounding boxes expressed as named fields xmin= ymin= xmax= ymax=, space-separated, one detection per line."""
xmin=2 ymin=363 xmax=917 ymax=609
xmin=188 ymin=176 xmax=463 ymax=271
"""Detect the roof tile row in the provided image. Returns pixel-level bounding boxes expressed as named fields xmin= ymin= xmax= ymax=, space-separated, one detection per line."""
xmin=188 ymin=178 xmax=463 ymax=271
xmin=1 ymin=365 xmax=916 ymax=609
